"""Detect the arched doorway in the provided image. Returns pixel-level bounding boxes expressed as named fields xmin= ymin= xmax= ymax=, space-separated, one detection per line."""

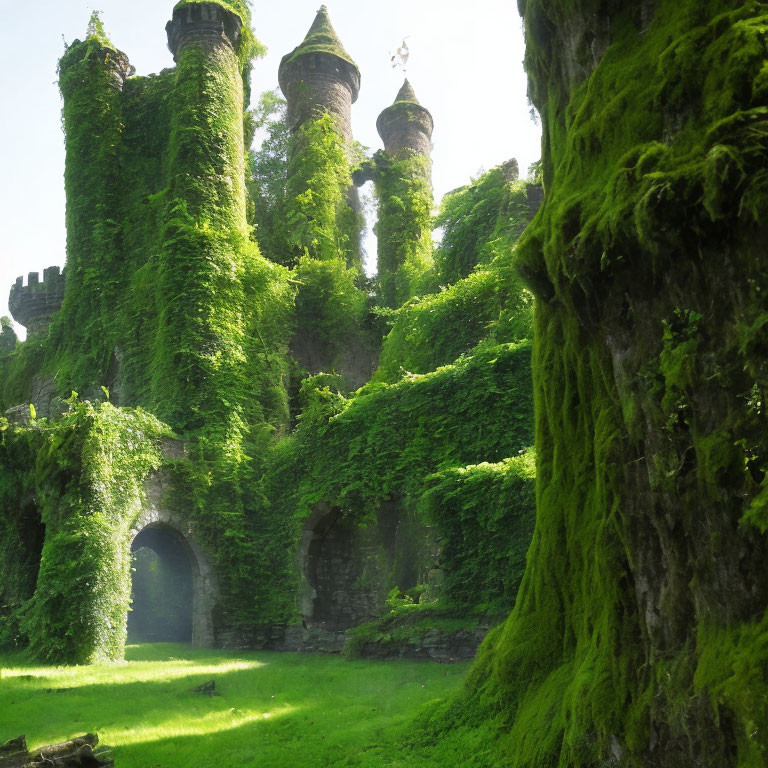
xmin=301 ymin=505 xmax=383 ymax=632
xmin=128 ymin=524 xmax=194 ymax=642
xmin=128 ymin=509 xmax=216 ymax=647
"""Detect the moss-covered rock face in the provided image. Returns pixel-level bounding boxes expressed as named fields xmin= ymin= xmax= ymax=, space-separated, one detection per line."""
xmin=425 ymin=1 xmax=768 ymax=765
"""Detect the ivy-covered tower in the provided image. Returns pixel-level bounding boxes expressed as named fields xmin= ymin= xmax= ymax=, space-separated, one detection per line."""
xmin=57 ymin=18 xmax=133 ymax=363
xmin=278 ymin=5 xmax=360 ymax=145
xmin=374 ymin=80 xmax=435 ymax=308
xmin=155 ymin=1 xmax=260 ymax=434
xmin=376 ymin=79 xmax=433 ymax=158
xmin=277 ymin=7 xmax=373 ymax=385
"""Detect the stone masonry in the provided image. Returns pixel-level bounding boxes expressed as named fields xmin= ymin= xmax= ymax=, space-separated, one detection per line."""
xmin=9 ymin=267 xmax=66 ymax=338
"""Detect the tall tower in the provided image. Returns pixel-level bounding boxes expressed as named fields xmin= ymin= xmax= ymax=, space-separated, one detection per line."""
xmin=277 ymin=7 xmax=371 ymax=385
xmin=58 ymin=16 xmax=133 ymax=349
xmin=374 ymin=80 xmax=435 ymax=308
xmin=154 ymin=1 xmax=257 ymax=432
xmin=376 ymin=79 xmax=434 ymax=158
xmin=165 ymin=2 xmax=247 ymax=233
xmin=278 ymin=6 xmax=360 ymax=144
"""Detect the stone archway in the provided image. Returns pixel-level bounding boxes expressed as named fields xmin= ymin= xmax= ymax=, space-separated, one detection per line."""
xmin=128 ymin=507 xmax=216 ymax=647
xmin=299 ymin=504 xmax=383 ymax=632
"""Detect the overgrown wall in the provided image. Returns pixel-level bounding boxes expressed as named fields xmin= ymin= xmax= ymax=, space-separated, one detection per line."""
xmin=2 ymin=403 xmax=169 ymax=664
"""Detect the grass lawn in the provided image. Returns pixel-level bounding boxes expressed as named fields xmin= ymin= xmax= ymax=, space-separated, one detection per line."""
xmin=0 ymin=643 xmax=472 ymax=767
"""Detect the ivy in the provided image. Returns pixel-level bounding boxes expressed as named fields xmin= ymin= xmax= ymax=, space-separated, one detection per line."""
xmin=374 ymin=151 xmax=435 ymax=308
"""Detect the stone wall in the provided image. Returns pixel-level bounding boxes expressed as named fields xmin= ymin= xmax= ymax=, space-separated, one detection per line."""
xmin=280 ymin=53 xmax=360 ymax=144
xmin=377 ymin=103 xmax=433 ymax=157
xmin=166 ymin=2 xmax=242 ymax=60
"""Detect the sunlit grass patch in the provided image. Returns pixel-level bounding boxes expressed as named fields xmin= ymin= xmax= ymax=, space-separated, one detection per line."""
xmin=0 ymin=643 xmax=469 ymax=767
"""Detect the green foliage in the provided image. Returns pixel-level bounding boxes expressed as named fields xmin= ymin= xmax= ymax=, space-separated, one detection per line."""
xmin=247 ymin=90 xmax=291 ymax=264
xmin=0 ymin=317 xmax=18 ymax=356
xmin=85 ymin=11 xmax=112 ymax=48
xmin=293 ymin=255 xmax=368 ymax=362
xmin=12 ymin=401 xmax=170 ymax=663
xmin=0 ymin=426 xmax=45 ymax=649
xmin=420 ymin=452 xmax=536 ymax=616
xmin=374 ymin=261 xmax=534 ymax=385
xmin=279 ymin=342 xmax=532 ymax=511
xmin=285 ymin=113 xmax=363 ymax=268
xmin=0 ymin=341 xmax=46 ymax=413
xmin=282 ymin=113 xmax=370 ymax=377
xmin=261 ymin=340 xmax=535 ymax=624
xmin=434 ymin=168 xmax=535 ymax=286
xmin=374 ymin=151 xmax=434 ymax=308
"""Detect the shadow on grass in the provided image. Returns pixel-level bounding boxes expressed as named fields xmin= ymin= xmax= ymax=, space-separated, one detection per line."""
xmin=0 ymin=644 xmax=471 ymax=768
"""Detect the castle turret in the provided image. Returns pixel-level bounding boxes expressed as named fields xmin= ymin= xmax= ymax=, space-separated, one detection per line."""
xmin=376 ymin=79 xmax=434 ymax=158
xmin=278 ymin=8 xmax=372 ymax=386
xmin=166 ymin=1 xmax=243 ymax=60
xmin=374 ymin=81 xmax=435 ymax=308
xmin=58 ymin=14 xmax=133 ymax=343
xmin=165 ymin=2 xmax=247 ymax=233
xmin=9 ymin=268 xmax=66 ymax=338
xmin=152 ymin=1 xmax=257 ymax=431
xmin=278 ymin=6 xmax=360 ymax=144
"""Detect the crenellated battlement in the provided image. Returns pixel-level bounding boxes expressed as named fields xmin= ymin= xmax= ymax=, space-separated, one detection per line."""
xmin=59 ymin=34 xmax=134 ymax=93
xmin=9 ymin=267 xmax=66 ymax=338
xmin=166 ymin=2 xmax=243 ymax=61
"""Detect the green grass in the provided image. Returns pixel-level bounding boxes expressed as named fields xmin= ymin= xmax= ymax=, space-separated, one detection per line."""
xmin=0 ymin=643 xmax=469 ymax=767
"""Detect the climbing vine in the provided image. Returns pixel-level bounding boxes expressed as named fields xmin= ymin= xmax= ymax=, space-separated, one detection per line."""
xmin=374 ymin=151 xmax=434 ymax=308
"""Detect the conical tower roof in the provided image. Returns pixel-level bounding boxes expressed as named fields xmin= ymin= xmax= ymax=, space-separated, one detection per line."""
xmin=393 ymin=79 xmax=420 ymax=105
xmin=283 ymin=6 xmax=358 ymax=70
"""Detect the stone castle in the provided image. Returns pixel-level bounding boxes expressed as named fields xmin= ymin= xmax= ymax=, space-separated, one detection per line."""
xmin=0 ymin=1 xmax=537 ymax=663
xmin=8 ymin=6 xmax=435 ymax=351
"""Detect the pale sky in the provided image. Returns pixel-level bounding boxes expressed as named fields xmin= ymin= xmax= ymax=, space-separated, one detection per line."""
xmin=0 ymin=0 xmax=541 ymax=339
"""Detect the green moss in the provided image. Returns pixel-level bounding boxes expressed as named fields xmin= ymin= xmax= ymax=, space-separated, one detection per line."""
xmin=422 ymin=2 xmax=768 ymax=765
xmin=283 ymin=6 xmax=358 ymax=70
